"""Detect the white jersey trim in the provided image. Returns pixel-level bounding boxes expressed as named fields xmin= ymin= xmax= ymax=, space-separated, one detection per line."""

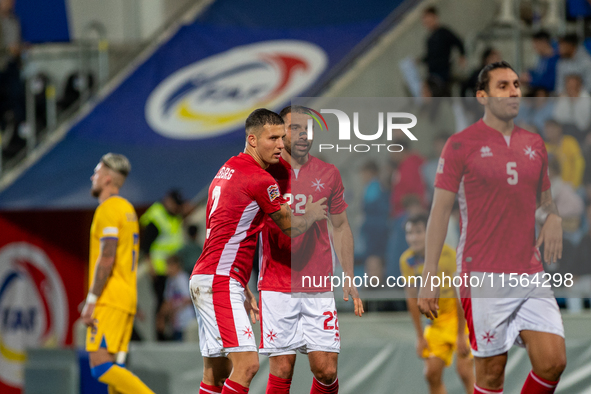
xmin=457 ymin=177 xmax=468 ymax=273
xmin=216 ymin=200 xmax=260 ymax=276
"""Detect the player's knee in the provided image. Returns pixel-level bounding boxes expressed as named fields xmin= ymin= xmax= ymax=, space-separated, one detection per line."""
xmin=243 ymin=359 xmax=260 ymax=381
xmin=273 ymin=361 xmax=295 ymax=380
xmin=539 ymin=356 xmax=567 ymax=380
xmin=481 ymin=363 xmax=505 ymax=387
xmin=424 ymin=365 xmax=443 ymax=386
xmin=312 ymin=366 xmax=337 ymax=385
xmin=456 ymin=362 xmax=473 ymax=381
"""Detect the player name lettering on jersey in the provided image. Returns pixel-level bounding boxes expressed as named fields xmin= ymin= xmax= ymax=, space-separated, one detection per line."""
xmin=214 ymin=166 xmax=235 ymax=180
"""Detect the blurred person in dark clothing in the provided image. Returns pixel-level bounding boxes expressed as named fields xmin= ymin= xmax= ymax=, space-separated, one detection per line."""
xmin=521 ymin=30 xmax=559 ymax=93
xmin=0 ymin=0 xmax=25 ymax=158
xmin=462 ymin=47 xmax=502 ymax=97
xmin=555 ymin=33 xmax=591 ymax=94
xmin=176 ymin=224 xmax=203 ymax=274
xmin=420 ymin=6 xmax=466 ymax=86
xmin=359 ymin=161 xmax=390 ymax=281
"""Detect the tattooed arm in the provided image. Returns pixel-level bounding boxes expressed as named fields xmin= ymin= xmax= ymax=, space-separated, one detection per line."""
xmin=535 ymin=188 xmax=562 ymax=264
xmin=81 ymin=238 xmax=117 ymax=328
xmin=269 ymin=195 xmax=327 ymax=238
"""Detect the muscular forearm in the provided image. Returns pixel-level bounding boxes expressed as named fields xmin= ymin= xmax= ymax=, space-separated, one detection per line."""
xmin=536 ymin=190 xmax=560 ymax=224
xmin=89 ymin=256 xmax=115 ymax=297
xmin=333 ymin=224 xmax=355 ymax=276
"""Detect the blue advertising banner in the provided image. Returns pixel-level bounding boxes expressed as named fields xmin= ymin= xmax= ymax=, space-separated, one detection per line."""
xmin=0 ymin=0 xmax=404 ymax=209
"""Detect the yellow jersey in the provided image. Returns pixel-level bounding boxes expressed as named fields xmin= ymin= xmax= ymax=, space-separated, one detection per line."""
xmin=89 ymin=196 xmax=139 ymax=314
xmin=400 ymin=244 xmax=458 ymax=327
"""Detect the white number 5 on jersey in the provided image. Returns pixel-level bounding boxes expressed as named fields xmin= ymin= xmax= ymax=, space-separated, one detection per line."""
xmin=507 ymin=162 xmax=518 ymax=185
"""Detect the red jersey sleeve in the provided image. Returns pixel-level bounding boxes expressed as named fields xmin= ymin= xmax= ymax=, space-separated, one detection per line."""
xmin=538 ymin=138 xmax=551 ymax=193
xmin=250 ymin=173 xmax=284 ymax=214
xmin=328 ymin=167 xmax=348 ymax=215
xmin=434 ymin=136 xmax=466 ymax=193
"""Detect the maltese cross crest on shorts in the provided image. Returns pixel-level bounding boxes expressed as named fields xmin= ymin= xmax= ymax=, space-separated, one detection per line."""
xmin=311 ymin=178 xmax=325 ymax=192
xmin=482 ymin=331 xmax=495 ymax=344
xmin=266 ymin=330 xmax=277 ymax=342
xmin=524 ymin=146 xmax=536 ymax=160
xmin=243 ymin=327 xmax=253 ymax=339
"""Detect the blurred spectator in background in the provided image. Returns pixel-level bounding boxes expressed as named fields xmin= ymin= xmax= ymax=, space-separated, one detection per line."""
xmin=422 ymin=132 xmax=450 ymax=203
xmin=553 ymin=73 xmax=591 ymax=145
xmin=545 ymin=120 xmax=586 ymax=189
xmin=420 ymin=6 xmax=465 ymax=92
xmin=0 ymin=0 xmax=25 ymax=158
xmin=583 ymin=132 xmax=591 ymax=201
xmin=462 ymin=47 xmax=502 ymax=97
xmin=359 ymin=161 xmax=390 ymax=281
xmin=548 ymin=155 xmax=584 ymax=233
xmin=556 ymin=34 xmax=591 ymax=94
xmin=140 ymin=189 xmax=187 ymax=340
xmin=521 ymin=30 xmax=559 ymax=93
xmin=516 ymin=88 xmax=554 ymax=137
xmin=156 ymin=255 xmax=195 ymax=341
xmin=385 ymin=195 xmax=427 ymax=279
xmin=176 ymin=224 xmax=202 ymax=274
xmin=389 ymin=139 xmax=427 ymax=217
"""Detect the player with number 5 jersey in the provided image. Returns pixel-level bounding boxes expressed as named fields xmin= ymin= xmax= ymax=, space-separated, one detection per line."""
xmin=418 ymin=62 xmax=566 ymax=394
xmin=191 ymin=109 xmax=328 ymax=394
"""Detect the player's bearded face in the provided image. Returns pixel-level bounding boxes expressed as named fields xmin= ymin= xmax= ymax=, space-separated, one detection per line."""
xmin=482 ymin=69 xmax=522 ymax=121
xmin=290 ymin=113 xmax=313 ymax=159
xmin=90 ymin=163 xmax=105 ymax=197
xmin=257 ymin=124 xmax=285 ymax=165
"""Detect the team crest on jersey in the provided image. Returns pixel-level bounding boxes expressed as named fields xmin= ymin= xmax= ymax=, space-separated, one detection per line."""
xmin=267 ymin=184 xmax=280 ymax=202
xmin=437 ymin=158 xmax=445 ymax=174
xmin=311 ymin=178 xmax=325 ymax=192
xmin=524 ymin=146 xmax=536 ymax=160
xmin=480 ymin=146 xmax=493 ymax=158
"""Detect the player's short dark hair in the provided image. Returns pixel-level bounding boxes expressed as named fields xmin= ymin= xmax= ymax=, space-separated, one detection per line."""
xmin=245 ymin=108 xmax=284 ymax=138
xmin=406 ymin=213 xmax=429 ymax=229
xmin=423 ymin=6 xmax=438 ymax=16
xmin=559 ymin=33 xmax=578 ymax=46
xmin=279 ymin=105 xmax=311 ymax=120
xmin=166 ymin=189 xmax=184 ymax=205
xmin=532 ymin=30 xmax=551 ymax=42
xmin=475 ymin=61 xmax=516 ymax=94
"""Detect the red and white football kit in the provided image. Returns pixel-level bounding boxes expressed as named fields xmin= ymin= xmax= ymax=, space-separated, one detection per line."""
xmin=435 ymin=119 xmax=564 ymax=357
xmin=190 ymin=153 xmax=283 ymax=357
xmin=258 ymin=155 xmax=347 ymax=355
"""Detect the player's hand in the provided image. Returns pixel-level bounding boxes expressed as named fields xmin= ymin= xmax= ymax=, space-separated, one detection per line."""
xmin=81 ymin=302 xmax=97 ymax=330
xmin=343 ymin=277 xmax=364 ymax=317
xmin=244 ymin=287 xmax=259 ymax=324
xmin=456 ymin=334 xmax=471 ymax=358
xmin=416 ymin=336 xmax=429 ymax=358
xmin=304 ymin=195 xmax=328 ymax=222
xmin=536 ymin=213 xmax=563 ymax=264
xmin=417 ymin=279 xmax=440 ymax=320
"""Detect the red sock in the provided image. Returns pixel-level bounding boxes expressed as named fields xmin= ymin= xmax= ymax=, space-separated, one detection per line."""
xmin=521 ymin=371 xmax=558 ymax=394
xmin=474 ymin=385 xmax=503 ymax=393
xmin=222 ymin=379 xmax=249 ymax=394
xmin=200 ymin=382 xmax=223 ymax=394
xmin=266 ymin=374 xmax=292 ymax=394
xmin=310 ymin=377 xmax=338 ymax=394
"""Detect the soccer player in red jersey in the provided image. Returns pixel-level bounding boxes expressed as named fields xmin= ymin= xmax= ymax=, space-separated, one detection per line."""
xmin=259 ymin=105 xmax=363 ymax=394
xmin=418 ymin=62 xmax=566 ymax=394
xmin=190 ymin=109 xmax=328 ymax=394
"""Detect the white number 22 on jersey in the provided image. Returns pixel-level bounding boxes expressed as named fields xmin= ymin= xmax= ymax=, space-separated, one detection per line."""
xmin=506 ymin=162 xmax=518 ymax=185
xmin=284 ymin=193 xmax=306 ymax=214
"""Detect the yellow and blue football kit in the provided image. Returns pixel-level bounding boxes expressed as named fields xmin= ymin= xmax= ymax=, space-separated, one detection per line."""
xmin=400 ymin=244 xmax=472 ymax=366
xmin=86 ymin=196 xmax=139 ymax=355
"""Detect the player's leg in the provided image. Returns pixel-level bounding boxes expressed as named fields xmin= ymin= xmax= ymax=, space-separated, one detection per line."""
xmin=473 ymin=353 xmax=507 ymax=393
xmin=267 ymin=354 xmax=297 ymax=394
xmin=225 ymin=351 xmax=260 ymax=392
xmin=308 ymin=351 xmax=339 ymax=393
xmin=259 ymin=290 xmax=304 ymax=394
xmin=424 ymin=357 xmax=447 ymax=394
xmin=519 ymin=331 xmax=566 ymax=393
xmin=455 ymin=355 xmax=475 ymax=394
xmin=87 ymin=309 xmax=154 ymax=394
xmin=301 ymin=294 xmax=340 ymax=393
xmin=201 ymin=356 xmax=232 ymax=393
